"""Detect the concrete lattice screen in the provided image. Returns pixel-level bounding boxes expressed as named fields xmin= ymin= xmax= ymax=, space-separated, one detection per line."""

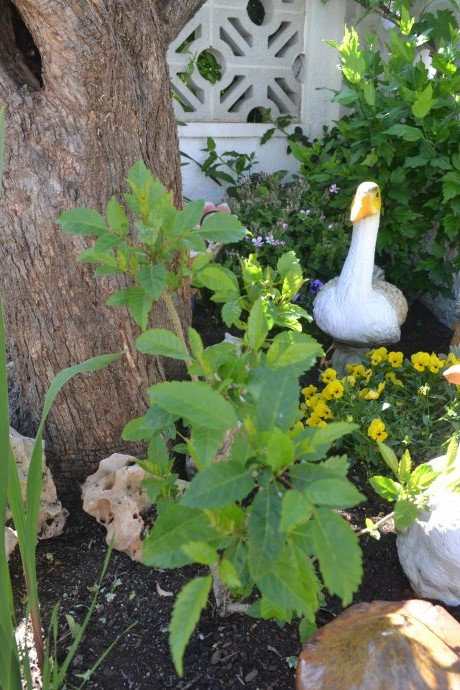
xmin=167 ymin=0 xmax=307 ymax=123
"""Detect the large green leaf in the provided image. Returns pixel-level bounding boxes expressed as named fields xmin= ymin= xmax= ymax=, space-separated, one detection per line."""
xmin=169 ymin=576 xmax=212 ymax=677
xmin=172 ymin=199 xmax=204 ymax=235
xmin=310 ymin=508 xmax=362 ymax=605
xmin=136 ymin=329 xmax=191 ymax=361
xmin=266 ymin=332 xmax=323 ymax=371
xmin=142 ymin=504 xmax=227 ymax=568
xmin=295 ymin=422 xmax=357 ymax=462
xmin=255 ymin=368 xmax=299 ymax=432
xmin=248 ymin=485 xmax=284 ymax=581
xmin=58 ymin=208 xmax=107 ymax=236
xmin=106 ymin=287 xmax=152 ymax=330
xmin=264 ymin=428 xmax=295 ymax=472
xmin=194 ymin=264 xmax=239 ymax=295
xmin=106 ymin=196 xmax=129 ymax=235
xmin=257 ymin=544 xmax=320 ymax=619
xmin=368 ymin=475 xmax=401 ymax=502
xmin=303 ymin=478 xmax=365 ymax=509
xmin=394 ymin=500 xmax=419 ymax=532
xmin=148 ymin=381 xmax=238 ymax=431
xmin=384 ymin=124 xmax=423 ymax=141
xmin=247 ymin=298 xmax=268 ymax=350
xmin=138 ymin=264 xmax=167 ymax=300
xmin=280 ymin=490 xmax=311 ymax=532
xmin=188 ymin=425 xmax=226 ymax=468
xmin=197 ymin=213 xmax=247 ymax=243
xmin=180 ymin=462 xmax=254 ymax=508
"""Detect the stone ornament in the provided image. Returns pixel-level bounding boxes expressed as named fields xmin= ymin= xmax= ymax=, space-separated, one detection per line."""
xmin=396 ymin=449 xmax=460 ymax=606
xmin=4 ymin=526 xmax=18 ymax=561
xmin=4 ymin=427 xmax=68 ymax=559
xmin=296 ymin=600 xmax=460 ymax=690
xmin=81 ymin=453 xmax=152 ymax=561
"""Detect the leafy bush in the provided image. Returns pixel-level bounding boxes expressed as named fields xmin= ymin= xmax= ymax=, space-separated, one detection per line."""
xmin=284 ymin=1 xmax=460 ymax=298
xmin=59 ymin=162 xmax=369 ymax=676
xmin=220 ymin=171 xmax=350 ymax=296
xmin=302 ymin=347 xmax=460 ymax=466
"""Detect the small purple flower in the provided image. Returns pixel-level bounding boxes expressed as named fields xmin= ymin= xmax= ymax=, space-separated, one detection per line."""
xmin=251 ymin=236 xmax=264 ymax=247
xmin=280 ymin=222 xmax=288 ymax=231
xmin=329 ymin=184 xmax=340 ymax=194
xmin=309 ymin=279 xmax=324 ymax=294
xmin=299 ymin=209 xmax=311 ymax=216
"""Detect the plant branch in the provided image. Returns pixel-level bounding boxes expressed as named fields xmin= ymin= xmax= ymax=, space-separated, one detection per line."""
xmin=357 ymin=511 xmax=395 ymax=537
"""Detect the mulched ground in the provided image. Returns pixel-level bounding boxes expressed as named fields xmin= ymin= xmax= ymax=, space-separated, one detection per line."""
xmin=9 ymin=299 xmax=460 ymax=690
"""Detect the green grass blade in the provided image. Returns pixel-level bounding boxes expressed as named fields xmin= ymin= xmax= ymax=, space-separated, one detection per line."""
xmin=0 ymin=296 xmax=22 ymax=689
xmin=52 ymin=544 xmax=114 ymax=686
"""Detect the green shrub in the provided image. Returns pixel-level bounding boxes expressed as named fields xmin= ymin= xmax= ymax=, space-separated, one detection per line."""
xmin=285 ymin=0 xmax=460 ymax=298
xmin=221 ymin=171 xmax=350 ymax=299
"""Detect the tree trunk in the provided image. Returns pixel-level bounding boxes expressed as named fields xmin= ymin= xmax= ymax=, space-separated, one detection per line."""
xmin=0 ymin=0 xmax=206 ymax=499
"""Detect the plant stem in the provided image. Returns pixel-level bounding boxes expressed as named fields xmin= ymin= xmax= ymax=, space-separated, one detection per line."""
xmin=357 ymin=510 xmax=395 ymax=537
xmin=161 ymin=290 xmax=189 ymax=355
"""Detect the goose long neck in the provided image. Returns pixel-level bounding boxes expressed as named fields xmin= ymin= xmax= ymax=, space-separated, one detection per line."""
xmin=337 ymin=213 xmax=380 ymax=296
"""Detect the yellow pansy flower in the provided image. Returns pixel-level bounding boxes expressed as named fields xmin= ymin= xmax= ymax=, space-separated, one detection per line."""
xmin=346 ymin=364 xmax=367 ymax=377
xmin=428 ymin=353 xmax=442 ymax=374
xmin=321 ymin=367 xmax=337 ymax=383
xmin=411 ymin=351 xmax=430 ymax=372
xmin=304 ymin=393 xmax=320 ymax=409
xmin=302 ymin=384 xmax=318 ymax=400
xmin=313 ymin=400 xmax=333 ymax=419
xmin=306 ymin=414 xmax=327 ymax=427
xmin=385 ymin=371 xmax=403 ymax=387
xmin=363 ymin=381 xmax=386 ymax=400
xmin=369 ymin=347 xmax=388 ymax=366
xmin=322 ymin=379 xmax=344 ymax=400
xmin=388 ymin=351 xmax=404 ymax=368
xmin=367 ymin=418 xmax=388 ymax=442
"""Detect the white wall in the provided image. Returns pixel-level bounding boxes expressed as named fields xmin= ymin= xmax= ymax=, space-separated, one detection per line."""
xmin=176 ymin=0 xmax=353 ymax=202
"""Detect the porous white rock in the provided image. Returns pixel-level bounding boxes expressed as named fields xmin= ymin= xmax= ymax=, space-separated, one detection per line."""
xmin=5 ymin=427 xmax=68 ymax=549
xmin=396 ymin=450 xmax=460 ymax=606
xmin=4 ymin=526 xmax=18 ymax=560
xmin=81 ymin=453 xmax=152 ymax=561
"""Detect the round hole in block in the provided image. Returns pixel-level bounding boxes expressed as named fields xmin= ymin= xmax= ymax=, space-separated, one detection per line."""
xmin=197 ymin=50 xmax=223 ymax=84
xmin=247 ymin=107 xmax=265 ymax=123
xmin=246 ymin=0 xmax=265 ymax=25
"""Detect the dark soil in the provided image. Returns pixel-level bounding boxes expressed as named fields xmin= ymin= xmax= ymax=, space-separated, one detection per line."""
xmin=9 ymin=300 xmax=460 ymax=689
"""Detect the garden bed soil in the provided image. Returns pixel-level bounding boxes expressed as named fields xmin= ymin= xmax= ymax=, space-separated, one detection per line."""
xmin=9 ymin=300 xmax=460 ymax=689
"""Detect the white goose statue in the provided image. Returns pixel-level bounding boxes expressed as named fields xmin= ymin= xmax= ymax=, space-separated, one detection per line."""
xmin=313 ymin=181 xmax=408 ymax=347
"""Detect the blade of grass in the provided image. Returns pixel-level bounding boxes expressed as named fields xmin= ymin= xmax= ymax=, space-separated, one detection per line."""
xmin=6 ymin=350 xmax=124 ymax=672
xmin=0 ymin=248 xmax=23 ymax=689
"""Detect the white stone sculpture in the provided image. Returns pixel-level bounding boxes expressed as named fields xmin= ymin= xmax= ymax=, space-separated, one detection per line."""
xmin=81 ymin=453 xmax=152 ymax=561
xmin=396 ymin=449 xmax=460 ymax=606
xmin=4 ymin=427 xmax=68 ymax=559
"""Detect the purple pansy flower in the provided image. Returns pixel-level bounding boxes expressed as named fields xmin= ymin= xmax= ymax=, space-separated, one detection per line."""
xmin=309 ymin=279 xmax=324 ymax=294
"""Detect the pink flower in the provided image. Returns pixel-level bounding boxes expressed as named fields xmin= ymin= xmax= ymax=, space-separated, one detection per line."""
xmin=203 ymin=202 xmax=231 ymax=217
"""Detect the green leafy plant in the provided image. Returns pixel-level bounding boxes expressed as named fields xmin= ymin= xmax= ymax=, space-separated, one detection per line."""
xmin=361 ymin=435 xmax=460 ymax=539
xmin=220 ymin=171 xmax=350 ymax=296
xmin=302 ymin=348 xmax=460 ymax=467
xmin=59 ymin=161 xmax=368 ymax=677
xmin=182 ymin=136 xmax=258 ymax=189
xmin=275 ymin=0 xmax=460 ymax=298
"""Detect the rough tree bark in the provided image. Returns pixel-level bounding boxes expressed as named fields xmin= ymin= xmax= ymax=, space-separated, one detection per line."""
xmin=0 ymin=0 xmax=206 ymax=497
